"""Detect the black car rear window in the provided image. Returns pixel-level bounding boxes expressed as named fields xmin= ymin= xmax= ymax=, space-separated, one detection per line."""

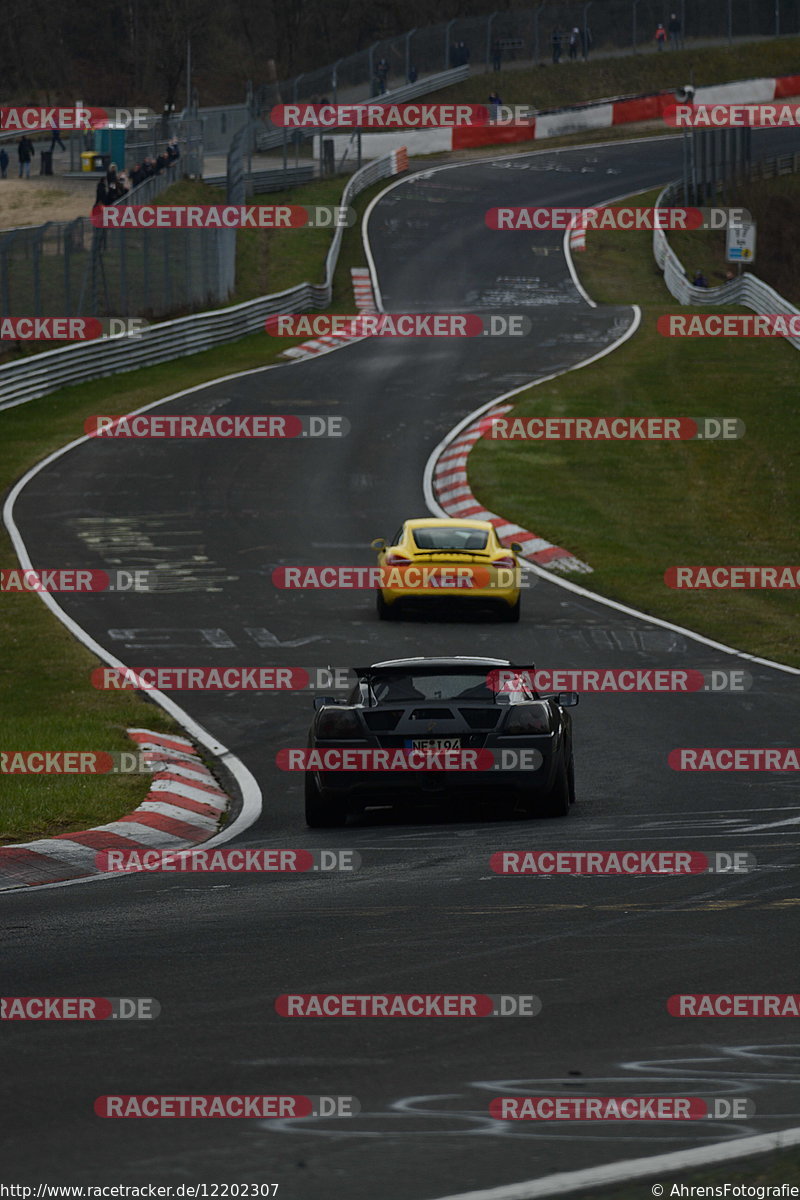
xmin=371 ymin=673 xmax=495 ymax=702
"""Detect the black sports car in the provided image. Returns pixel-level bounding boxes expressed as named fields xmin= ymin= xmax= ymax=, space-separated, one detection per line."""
xmin=303 ymin=656 xmax=578 ymax=826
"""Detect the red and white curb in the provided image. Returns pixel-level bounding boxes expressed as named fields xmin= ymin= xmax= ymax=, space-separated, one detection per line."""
xmin=432 ymin=403 xmax=592 ymax=575
xmin=351 ymin=267 xmax=378 ymax=313
xmin=281 ymin=271 xmax=377 ymax=363
xmin=283 ymin=151 xmax=404 ymax=362
xmin=0 ymin=729 xmax=230 ymax=890
xmin=569 ymin=226 xmax=586 ymax=252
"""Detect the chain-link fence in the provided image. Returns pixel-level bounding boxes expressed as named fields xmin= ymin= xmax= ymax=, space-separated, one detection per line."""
xmin=263 ymin=0 xmax=800 ymax=105
xmin=0 ymin=153 xmax=232 ymax=321
xmin=0 ymin=216 xmax=233 ymax=321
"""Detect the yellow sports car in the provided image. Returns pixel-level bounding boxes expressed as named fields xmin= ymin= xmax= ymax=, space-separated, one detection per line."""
xmin=371 ymin=517 xmax=522 ymax=622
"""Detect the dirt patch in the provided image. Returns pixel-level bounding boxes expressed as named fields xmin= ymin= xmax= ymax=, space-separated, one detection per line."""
xmin=0 ymin=178 xmax=93 ymax=230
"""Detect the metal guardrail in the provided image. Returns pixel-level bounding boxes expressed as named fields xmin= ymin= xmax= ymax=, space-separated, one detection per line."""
xmin=204 ymin=165 xmax=316 ymax=191
xmin=0 ymin=152 xmax=405 ymax=410
xmin=653 ymin=181 xmax=800 ymax=351
xmin=254 ymin=66 xmax=471 ymax=151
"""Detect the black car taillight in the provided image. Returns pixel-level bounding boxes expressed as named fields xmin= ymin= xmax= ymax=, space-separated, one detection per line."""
xmin=502 ymin=702 xmax=552 ymax=735
xmin=316 ymin=708 xmax=363 ymax=738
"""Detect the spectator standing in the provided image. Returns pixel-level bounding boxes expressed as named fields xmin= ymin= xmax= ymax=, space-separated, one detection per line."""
xmin=49 ymin=124 xmax=66 ymax=152
xmin=104 ymin=163 xmax=128 ymax=202
xmin=407 ymin=64 xmax=418 ymax=83
xmin=376 ymin=57 xmax=389 ymax=94
xmin=552 ymin=28 xmax=562 ymax=63
xmin=17 ymin=135 xmax=35 ymax=178
xmin=0 ymin=148 xmax=8 ymax=178
xmin=668 ymin=12 xmax=682 ymax=48
xmin=488 ymin=90 xmax=503 ymax=119
xmin=655 ymin=23 xmax=667 ymax=49
xmin=568 ymin=28 xmax=580 ymax=59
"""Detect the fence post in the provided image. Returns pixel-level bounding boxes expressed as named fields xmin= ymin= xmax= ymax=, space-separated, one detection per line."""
xmin=486 ymin=11 xmax=498 ymax=71
xmin=405 ymin=29 xmax=416 ymax=81
xmin=444 ymin=18 xmax=457 ymax=68
xmin=534 ymin=2 xmax=546 ymax=62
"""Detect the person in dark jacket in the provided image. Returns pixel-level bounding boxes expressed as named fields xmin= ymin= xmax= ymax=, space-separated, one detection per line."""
xmin=668 ymin=12 xmax=682 ymax=47
xmin=104 ymin=163 xmax=128 ymax=203
xmin=0 ymin=148 xmax=8 ymax=178
xmin=17 ymin=136 xmax=35 ymax=178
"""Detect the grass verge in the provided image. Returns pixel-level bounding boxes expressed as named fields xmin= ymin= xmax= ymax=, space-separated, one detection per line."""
xmin=0 ymin=173 xmax=383 ymax=844
xmin=469 ymin=186 xmax=799 ymax=666
xmin=434 ymin=37 xmax=800 ymax=111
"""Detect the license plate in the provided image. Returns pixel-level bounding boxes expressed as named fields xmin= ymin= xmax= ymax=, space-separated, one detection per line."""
xmin=405 ymin=738 xmax=461 ymax=750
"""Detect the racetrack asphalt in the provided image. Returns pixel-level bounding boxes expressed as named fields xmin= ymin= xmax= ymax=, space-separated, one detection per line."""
xmin=2 ymin=130 xmax=799 ymax=1196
